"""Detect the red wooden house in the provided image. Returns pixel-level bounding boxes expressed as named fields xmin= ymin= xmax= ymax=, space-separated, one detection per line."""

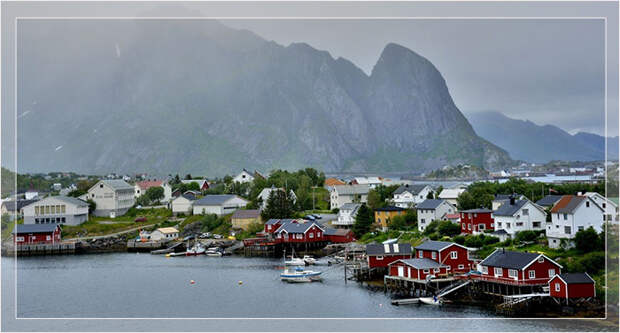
xmin=274 ymin=220 xmax=325 ymax=243
xmin=366 ymin=243 xmax=412 ymax=268
xmin=477 ymin=249 xmax=562 ymax=286
xmin=459 ymin=208 xmax=494 ymax=234
xmin=323 ymin=228 xmax=355 ymax=243
xmin=12 ymin=224 xmax=62 ymax=244
xmin=388 ymin=258 xmax=449 ymax=280
xmin=549 ymin=273 xmax=596 ymax=303
xmin=414 ymin=240 xmax=474 ymax=274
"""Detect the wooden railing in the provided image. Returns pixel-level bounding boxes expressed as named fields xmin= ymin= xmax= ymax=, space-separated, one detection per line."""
xmin=468 ymin=273 xmax=550 ymax=286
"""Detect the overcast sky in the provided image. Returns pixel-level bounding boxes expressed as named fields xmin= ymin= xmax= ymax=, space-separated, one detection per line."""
xmin=224 ymin=19 xmax=614 ymax=136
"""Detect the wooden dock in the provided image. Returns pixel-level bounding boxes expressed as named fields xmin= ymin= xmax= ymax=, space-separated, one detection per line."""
xmin=4 ymin=242 xmax=76 ymax=256
xmin=126 ymin=240 xmax=167 ymax=252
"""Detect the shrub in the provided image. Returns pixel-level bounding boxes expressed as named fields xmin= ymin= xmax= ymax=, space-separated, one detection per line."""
xmin=574 ymin=227 xmax=602 ymax=253
xmin=437 ymin=220 xmax=461 ymax=237
xmin=424 ymin=220 xmax=440 ymax=235
xmin=514 ymin=230 xmax=539 ymax=243
xmin=453 ymin=235 xmax=466 ymax=245
xmin=428 ymin=232 xmax=440 ymax=241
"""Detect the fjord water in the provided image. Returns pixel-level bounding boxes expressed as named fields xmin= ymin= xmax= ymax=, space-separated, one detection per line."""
xmin=1 ymin=254 xmax=612 ymax=331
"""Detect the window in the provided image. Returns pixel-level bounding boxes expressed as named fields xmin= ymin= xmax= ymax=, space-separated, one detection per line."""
xmin=309 ymin=233 xmax=314 ymax=238
xmin=46 ymin=235 xmax=51 ymax=241
xmin=100 ymin=184 xmax=103 ymax=188
xmin=317 ymin=232 xmax=321 ymax=237
xmin=549 ymin=269 xmax=556 ymax=277
xmin=555 ymin=282 xmax=561 ymax=292
xmin=451 ymin=251 xmax=457 ymax=259
xmin=578 ymin=226 xmax=584 ymax=231
xmin=506 ymin=223 xmax=511 ymax=228
xmin=533 ymin=222 xmax=541 ymax=228
xmin=491 ymin=223 xmax=494 ymax=228
xmin=35 ymin=206 xmax=39 ymax=215
xmin=481 ymin=266 xmax=488 ymax=274
xmin=16 ymin=236 xmax=24 ymax=242
xmin=61 ymin=217 xmax=65 ymax=223
xmin=376 ymin=256 xmax=383 ymax=260
xmin=522 ymin=209 xmax=529 ymax=216
xmin=61 ymin=205 xmax=66 ymax=213
xmin=423 ymin=269 xmax=429 ymax=274
xmin=431 ymin=252 xmax=437 ymax=260
xmin=418 ymin=250 xmax=423 ymax=258
xmin=497 ymin=222 xmax=502 ymax=227
xmin=458 ymin=264 xmax=464 ymax=269
xmin=586 ymin=201 xmax=590 ymax=208
xmin=51 ymin=206 xmax=56 ymax=214
xmin=478 ymin=224 xmax=485 ymax=230
xmin=516 ymin=222 xmax=524 ymax=227
xmin=563 ymin=214 xmax=568 ymax=220
xmin=433 ymin=268 xmax=440 ymax=273
xmin=462 ymin=224 xmax=466 ymax=230
xmin=538 ymin=257 xmax=544 ymax=263
xmin=45 ymin=206 xmax=50 ymax=214
xmin=468 ymin=224 xmax=472 ymax=230
xmin=508 ymin=269 xmax=517 ymax=278
xmin=494 ymin=267 xmax=503 ymax=277
xmin=421 ymin=219 xmax=426 ymax=224
xmin=565 ymin=226 xmax=571 ymax=234
xmin=528 ymin=270 xmax=535 ymax=279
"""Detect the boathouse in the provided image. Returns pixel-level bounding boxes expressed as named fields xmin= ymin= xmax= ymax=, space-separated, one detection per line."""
xmin=12 ymin=224 xmax=62 ymax=244
xmin=324 ymin=228 xmax=355 ymax=243
xmin=414 ymin=240 xmax=474 ymax=274
xmin=549 ymin=273 xmax=596 ymax=303
xmin=274 ymin=219 xmax=325 ymax=243
xmin=459 ymin=208 xmax=494 ymax=234
xmin=476 ymin=249 xmax=562 ymax=286
xmin=388 ymin=258 xmax=449 ymax=280
xmin=366 ymin=243 xmax=412 ymax=268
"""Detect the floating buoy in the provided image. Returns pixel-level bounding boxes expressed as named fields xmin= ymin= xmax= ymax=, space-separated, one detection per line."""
xmin=190 ymin=280 xmax=195 ymax=284
xmin=379 ymin=303 xmax=383 ymax=307
xmin=238 ymin=281 xmax=243 ymax=285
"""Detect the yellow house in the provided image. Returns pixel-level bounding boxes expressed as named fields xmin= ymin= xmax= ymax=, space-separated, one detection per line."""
xmin=374 ymin=206 xmax=406 ymax=231
xmin=231 ymin=209 xmax=262 ymax=231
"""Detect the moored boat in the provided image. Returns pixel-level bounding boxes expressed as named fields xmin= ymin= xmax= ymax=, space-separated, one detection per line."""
xmin=186 ymin=244 xmax=206 ymax=256
xmin=419 ymin=296 xmax=442 ymax=306
xmin=303 ymin=255 xmax=316 ymax=265
xmin=280 ymin=267 xmax=322 ymax=283
xmin=206 ymin=247 xmax=223 ymax=257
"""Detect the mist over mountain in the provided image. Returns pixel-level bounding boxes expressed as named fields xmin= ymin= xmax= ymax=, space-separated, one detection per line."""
xmin=16 ymin=20 xmax=511 ymax=176
xmin=467 ymin=111 xmax=618 ymax=163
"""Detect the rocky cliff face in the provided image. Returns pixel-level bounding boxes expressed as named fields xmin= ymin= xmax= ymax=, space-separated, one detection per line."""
xmin=16 ymin=20 xmax=511 ymax=175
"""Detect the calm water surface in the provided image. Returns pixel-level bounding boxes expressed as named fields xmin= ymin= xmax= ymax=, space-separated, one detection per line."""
xmin=1 ymin=253 xmax=614 ymax=331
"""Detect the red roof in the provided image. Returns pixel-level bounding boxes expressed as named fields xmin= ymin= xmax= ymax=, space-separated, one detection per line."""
xmin=136 ymin=180 xmax=164 ymax=190
xmin=445 ymin=213 xmax=460 ymax=219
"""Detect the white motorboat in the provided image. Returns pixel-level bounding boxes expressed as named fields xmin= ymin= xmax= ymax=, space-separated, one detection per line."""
xmin=280 ymin=267 xmax=322 ymax=283
xmin=419 ymin=296 xmax=442 ymax=306
xmin=185 ymin=244 xmax=206 ymax=256
xmin=205 ymin=247 xmax=223 ymax=257
xmin=284 ymin=256 xmax=305 ymax=266
xmin=303 ymin=255 xmax=316 ymax=265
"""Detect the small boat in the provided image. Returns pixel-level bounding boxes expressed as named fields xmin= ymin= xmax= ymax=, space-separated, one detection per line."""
xmin=186 ymin=244 xmax=206 ymax=256
xmin=285 ymin=256 xmax=305 ymax=266
xmin=206 ymin=247 xmax=223 ymax=257
xmin=168 ymin=252 xmax=186 ymax=257
xmin=303 ymin=255 xmax=316 ymax=265
xmin=419 ymin=296 xmax=442 ymax=306
xmin=280 ymin=267 xmax=322 ymax=283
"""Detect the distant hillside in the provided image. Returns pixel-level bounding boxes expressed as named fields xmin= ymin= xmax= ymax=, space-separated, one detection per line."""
xmin=15 ymin=20 xmax=512 ymax=176
xmin=467 ymin=111 xmax=618 ymax=163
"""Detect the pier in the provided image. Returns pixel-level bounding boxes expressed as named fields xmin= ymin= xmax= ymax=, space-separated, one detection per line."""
xmin=3 ymin=242 xmax=76 ymax=256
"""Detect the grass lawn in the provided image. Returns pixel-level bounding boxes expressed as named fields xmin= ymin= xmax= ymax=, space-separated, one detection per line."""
xmin=61 ymin=208 xmax=173 ymax=238
xmin=1 ymin=218 xmax=23 ymax=240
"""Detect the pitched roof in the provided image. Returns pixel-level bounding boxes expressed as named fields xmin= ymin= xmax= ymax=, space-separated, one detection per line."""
xmin=194 ymin=195 xmax=241 ymax=206
xmin=13 ymin=224 xmax=60 ymax=234
xmin=275 ymin=220 xmax=323 ymax=234
xmin=99 ymin=179 xmax=134 ymax=191
xmin=375 ymin=205 xmax=406 ymax=212
xmin=156 ymin=227 xmax=178 ymax=234
xmin=415 ymin=240 xmax=457 ymax=252
xmin=445 ymin=213 xmax=461 ymax=219
xmin=461 ymin=208 xmax=493 ymax=213
xmin=493 ymin=199 xmax=528 ymax=216
xmin=179 ymin=193 xmax=196 ymax=201
xmin=438 ymin=188 xmax=465 ymax=199
xmin=324 ymin=228 xmax=352 ymax=236
xmin=550 ymin=195 xmax=598 ymax=214
xmin=332 ymin=185 xmax=370 ymax=195
xmin=554 ymin=273 xmax=595 ymax=284
xmin=366 ymin=243 xmax=412 ymax=256
xmin=416 ymin=199 xmax=446 ymax=210
xmin=265 ymin=218 xmax=283 ymax=225
xmin=1 ymin=199 xmax=38 ymax=211
xmin=480 ymin=249 xmax=540 ymax=270
xmin=52 ymin=196 xmax=89 ymax=207
xmin=340 ymin=203 xmax=361 ymax=211
xmin=232 ymin=209 xmax=261 ymax=219
xmin=394 ymin=258 xmax=447 ymax=270
xmin=536 ymin=195 xmax=564 ymax=207
xmin=324 ymin=178 xmax=346 ymax=186
xmin=136 ymin=180 xmax=164 ymax=190
xmin=181 ymin=179 xmax=208 ymax=187
xmin=394 ymin=184 xmax=428 ymax=195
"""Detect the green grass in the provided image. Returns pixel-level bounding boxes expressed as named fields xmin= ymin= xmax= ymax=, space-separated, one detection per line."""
xmin=1 ymin=218 xmax=23 ymax=240
xmin=61 ymin=208 xmax=173 ymax=238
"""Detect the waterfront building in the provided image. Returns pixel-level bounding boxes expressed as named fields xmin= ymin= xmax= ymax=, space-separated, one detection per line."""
xmin=332 ymin=203 xmax=361 ymax=229
xmin=392 ymin=184 xmax=433 ymax=208
xmin=459 ymin=208 xmax=494 ymax=234
xmin=329 ymin=185 xmax=370 ymax=210
xmin=546 ymin=195 xmax=604 ymax=249
xmin=374 ymin=206 xmax=407 ymax=231
xmin=12 ymin=224 xmax=62 ymax=244
xmin=22 ymin=196 xmax=89 ymax=226
xmin=477 ymin=249 xmax=562 ymax=286
xmin=231 ymin=209 xmax=262 ymax=231
xmin=86 ymin=179 xmax=135 ymax=217
xmin=416 ymin=199 xmax=457 ymax=232
xmin=192 ymin=195 xmax=248 ymax=215
xmin=492 ymin=197 xmax=546 ymax=237
xmin=274 ymin=219 xmax=325 ymax=243
xmin=323 ymin=228 xmax=355 ymax=243
xmin=366 ymin=243 xmax=412 ymax=269
xmin=149 ymin=227 xmax=179 ymax=241
xmin=171 ymin=194 xmax=195 ymax=215
xmin=414 ymin=240 xmax=474 ymax=274
xmin=549 ymin=273 xmax=596 ymax=303
xmin=388 ymin=258 xmax=449 ymax=280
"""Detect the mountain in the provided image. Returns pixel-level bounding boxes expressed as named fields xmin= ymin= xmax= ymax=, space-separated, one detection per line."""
xmin=467 ymin=111 xmax=618 ymax=163
xmin=15 ymin=20 xmax=511 ymax=176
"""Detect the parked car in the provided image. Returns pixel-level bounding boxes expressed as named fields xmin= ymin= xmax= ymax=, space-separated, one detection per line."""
xmin=312 ymin=214 xmax=322 ymax=219
xmin=303 ymin=215 xmax=316 ymax=220
xmin=134 ymin=217 xmax=147 ymax=222
xmin=213 ymin=234 xmax=222 ymax=239
xmin=199 ymin=233 xmax=209 ymax=239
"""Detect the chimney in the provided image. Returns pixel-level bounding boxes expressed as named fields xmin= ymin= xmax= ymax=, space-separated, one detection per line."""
xmin=510 ymin=195 xmax=516 ymax=206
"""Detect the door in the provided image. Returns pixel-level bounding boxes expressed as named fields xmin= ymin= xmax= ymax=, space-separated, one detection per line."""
xmin=397 ymin=266 xmax=404 ymax=277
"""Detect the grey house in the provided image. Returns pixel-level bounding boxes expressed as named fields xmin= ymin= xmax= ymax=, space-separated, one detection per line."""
xmin=22 ymin=196 xmax=89 ymax=226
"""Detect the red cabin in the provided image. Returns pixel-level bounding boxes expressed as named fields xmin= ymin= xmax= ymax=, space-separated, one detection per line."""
xmin=477 ymin=249 xmax=562 ymax=286
xmin=324 ymin=228 xmax=355 ymax=243
xmin=414 ymin=240 xmax=474 ymax=274
xmin=549 ymin=273 xmax=596 ymax=302
xmin=264 ymin=218 xmax=286 ymax=234
xmin=388 ymin=258 xmax=450 ymax=280
xmin=12 ymin=224 xmax=62 ymax=244
xmin=274 ymin=220 xmax=325 ymax=243
xmin=459 ymin=208 xmax=494 ymax=234
xmin=366 ymin=243 xmax=412 ymax=268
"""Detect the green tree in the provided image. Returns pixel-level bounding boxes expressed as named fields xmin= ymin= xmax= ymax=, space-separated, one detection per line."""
xmin=144 ymin=186 xmax=165 ymax=204
xmin=437 ymin=220 xmax=461 ymax=237
xmin=574 ymin=227 xmax=600 ymax=253
xmin=426 ymin=191 xmax=434 ymax=199
xmin=352 ymin=204 xmax=374 ymax=238
xmin=388 ymin=215 xmax=407 ymax=230
xmin=261 ymin=189 xmax=295 ymax=220
xmin=86 ymin=199 xmax=97 ymax=214
xmin=184 ymin=174 xmax=192 ymax=180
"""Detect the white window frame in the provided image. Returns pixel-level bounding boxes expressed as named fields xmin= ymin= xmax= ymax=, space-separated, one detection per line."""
xmin=433 ymin=268 xmax=440 ymax=273
xmin=494 ymin=267 xmax=503 ymax=277
xmin=555 ymin=282 xmax=561 ymax=292
xmin=418 ymin=250 xmax=423 ymax=258
xmin=508 ymin=269 xmax=517 ymax=278
xmin=16 ymin=236 xmax=24 ymax=242
xmin=538 ymin=257 xmax=544 ymax=263
xmin=451 ymin=251 xmax=457 ymax=259
xmin=376 ymin=256 xmax=384 ymax=260
xmin=528 ymin=270 xmax=536 ymax=279
xmin=458 ymin=264 xmax=464 ymax=269
xmin=431 ymin=252 xmax=437 ymax=260
xmin=423 ymin=269 xmax=430 ymax=274
xmin=548 ymin=269 xmax=556 ymax=277
xmin=481 ymin=266 xmax=488 ymax=274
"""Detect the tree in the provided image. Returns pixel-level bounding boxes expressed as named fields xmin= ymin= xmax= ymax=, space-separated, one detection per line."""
xmin=185 ymin=174 xmax=192 ymax=180
xmin=366 ymin=189 xmax=383 ymax=210
xmin=261 ymin=189 xmax=295 ymax=220
xmin=144 ymin=186 xmax=164 ymax=204
xmin=437 ymin=220 xmax=461 ymax=237
xmin=574 ymin=227 xmax=600 ymax=253
xmin=426 ymin=191 xmax=434 ymax=199
xmin=352 ymin=204 xmax=374 ymax=238
xmin=86 ymin=199 xmax=97 ymax=214
xmin=388 ymin=215 xmax=408 ymax=230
